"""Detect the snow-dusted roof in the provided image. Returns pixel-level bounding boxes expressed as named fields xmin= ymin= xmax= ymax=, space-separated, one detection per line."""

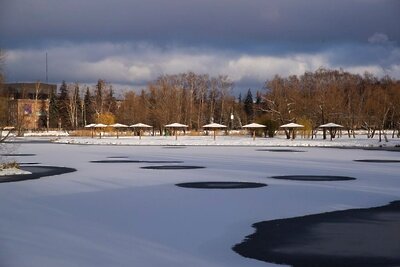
xmin=280 ymin=123 xmax=304 ymax=128
xmin=1 ymin=126 xmax=15 ymax=130
xmin=242 ymin=123 xmax=266 ymax=128
xmin=319 ymin=123 xmax=344 ymax=128
xmin=110 ymin=123 xmax=129 ymax=128
xmin=94 ymin=123 xmax=108 ymax=127
xmin=202 ymin=123 xmax=227 ymax=128
xmin=165 ymin=123 xmax=188 ymax=128
xmin=130 ymin=123 xmax=153 ymax=128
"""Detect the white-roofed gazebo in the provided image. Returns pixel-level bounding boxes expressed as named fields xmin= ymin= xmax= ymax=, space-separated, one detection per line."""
xmin=243 ymin=123 xmax=266 ymax=141
xmin=165 ymin=123 xmax=188 ymax=140
xmin=280 ymin=123 xmax=304 ymax=139
xmin=319 ymin=123 xmax=344 ymax=140
xmin=130 ymin=123 xmax=153 ymax=139
xmin=202 ymin=123 xmax=227 ymax=140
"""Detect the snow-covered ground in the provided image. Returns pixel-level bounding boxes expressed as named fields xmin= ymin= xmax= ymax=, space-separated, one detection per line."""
xmin=54 ymin=134 xmax=400 ymax=147
xmin=0 ymin=140 xmax=399 ymax=266
xmin=23 ymin=130 xmax=69 ymax=137
xmin=0 ymin=167 xmax=31 ymax=176
xmin=0 ymin=130 xmax=69 ymax=138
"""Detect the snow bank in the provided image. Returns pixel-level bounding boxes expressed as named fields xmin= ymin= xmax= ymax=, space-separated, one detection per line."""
xmin=0 ymin=167 xmax=32 ymax=176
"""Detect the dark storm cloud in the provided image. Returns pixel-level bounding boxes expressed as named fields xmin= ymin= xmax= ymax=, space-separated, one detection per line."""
xmin=1 ymin=0 xmax=399 ymax=93
xmin=1 ymin=0 xmax=399 ymax=49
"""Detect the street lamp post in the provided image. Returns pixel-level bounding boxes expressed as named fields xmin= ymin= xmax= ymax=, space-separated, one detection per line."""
xmin=230 ymin=113 xmax=234 ymax=131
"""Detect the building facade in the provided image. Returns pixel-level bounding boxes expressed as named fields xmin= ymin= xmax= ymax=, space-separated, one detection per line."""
xmin=0 ymin=83 xmax=56 ymax=130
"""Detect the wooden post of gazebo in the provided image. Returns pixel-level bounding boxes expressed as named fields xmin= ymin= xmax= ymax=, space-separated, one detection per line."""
xmin=84 ymin=124 xmax=96 ymax=138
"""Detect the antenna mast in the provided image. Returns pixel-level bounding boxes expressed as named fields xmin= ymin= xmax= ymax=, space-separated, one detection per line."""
xmin=46 ymin=52 xmax=48 ymax=83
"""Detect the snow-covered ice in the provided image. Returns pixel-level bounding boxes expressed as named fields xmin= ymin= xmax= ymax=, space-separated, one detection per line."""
xmin=0 ymin=139 xmax=399 ymax=266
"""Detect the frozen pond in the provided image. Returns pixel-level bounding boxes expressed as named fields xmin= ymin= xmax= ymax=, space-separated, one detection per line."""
xmin=0 ymin=141 xmax=399 ymax=266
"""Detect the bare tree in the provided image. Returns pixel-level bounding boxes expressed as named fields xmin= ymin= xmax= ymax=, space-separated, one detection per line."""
xmin=217 ymin=75 xmax=234 ymax=124
xmin=65 ymin=83 xmax=82 ymax=129
xmin=261 ymin=75 xmax=299 ymax=138
xmin=0 ymin=49 xmax=4 ymax=86
xmin=60 ymin=69 xmax=400 ymax=139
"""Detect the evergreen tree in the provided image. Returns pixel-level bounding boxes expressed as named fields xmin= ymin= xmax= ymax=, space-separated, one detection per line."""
xmin=74 ymin=84 xmax=82 ymax=128
xmin=255 ymin=91 xmax=262 ymax=105
xmin=244 ymin=89 xmax=254 ymax=122
xmin=48 ymin=89 xmax=59 ymax=128
xmin=95 ymin=79 xmax=105 ymax=115
xmin=59 ymin=81 xmax=68 ymax=99
xmin=58 ymin=81 xmax=71 ymax=129
xmin=84 ymin=87 xmax=94 ymax=125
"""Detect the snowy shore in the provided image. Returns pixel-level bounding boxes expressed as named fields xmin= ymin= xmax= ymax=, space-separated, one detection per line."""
xmin=53 ymin=135 xmax=400 ymax=147
xmin=0 ymin=167 xmax=31 ymax=176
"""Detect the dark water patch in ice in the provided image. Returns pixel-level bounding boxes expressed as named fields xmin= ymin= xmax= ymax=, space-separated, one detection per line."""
xmin=176 ymin=181 xmax=267 ymax=189
xmin=362 ymin=147 xmax=400 ymax=152
xmin=0 ymin=153 xmax=36 ymax=157
xmin=91 ymin=160 xmax=142 ymax=163
xmin=5 ymin=139 xmax=52 ymax=144
xmin=270 ymin=175 xmax=356 ymax=181
xmin=141 ymin=165 xmax=205 ymax=170
xmin=90 ymin=160 xmax=183 ymax=164
xmin=233 ymin=201 xmax=400 ymax=267
xmin=354 ymin=159 xmax=400 ymax=163
xmin=0 ymin=166 xmax=76 ymax=183
xmin=330 ymin=147 xmax=400 ymax=152
xmin=256 ymin=149 xmax=305 ymax=152
xmin=19 ymin=162 xmax=40 ymax=165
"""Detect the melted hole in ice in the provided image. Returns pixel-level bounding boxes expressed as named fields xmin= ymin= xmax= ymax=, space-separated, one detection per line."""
xmin=141 ymin=165 xmax=205 ymax=170
xmin=270 ymin=175 xmax=356 ymax=181
xmin=0 ymin=166 xmax=76 ymax=183
xmin=176 ymin=181 xmax=267 ymax=189
xmin=354 ymin=159 xmax=400 ymax=163
xmin=256 ymin=149 xmax=305 ymax=152
xmin=0 ymin=153 xmax=36 ymax=157
xmin=90 ymin=160 xmax=184 ymax=164
xmin=233 ymin=201 xmax=400 ymax=267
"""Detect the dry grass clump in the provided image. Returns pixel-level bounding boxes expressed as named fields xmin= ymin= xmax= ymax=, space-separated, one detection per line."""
xmin=70 ymin=129 xmax=133 ymax=137
xmin=188 ymin=131 xmax=202 ymax=136
xmin=69 ymin=130 xmax=92 ymax=137
xmin=0 ymin=160 xmax=20 ymax=170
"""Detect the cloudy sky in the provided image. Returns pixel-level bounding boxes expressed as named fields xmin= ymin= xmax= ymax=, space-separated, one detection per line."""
xmin=1 ymin=0 xmax=399 ymax=94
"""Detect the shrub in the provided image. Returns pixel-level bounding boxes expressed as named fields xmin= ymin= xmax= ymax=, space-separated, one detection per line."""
xmin=258 ymin=118 xmax=279 ymax=137
xmin=0 ymin=160 xmax=20 ymax=170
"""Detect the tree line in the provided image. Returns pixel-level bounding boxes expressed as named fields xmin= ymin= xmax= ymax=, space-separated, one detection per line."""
xmin=49 ymin=79 xmax=117 ymax=129
xmin=27 ymin=68 xmax=400 ymax=139
xmin=262 ymin=68 xmax=400 ymax=139
xmin=51 ymin=73 xmax=261 ymax=133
